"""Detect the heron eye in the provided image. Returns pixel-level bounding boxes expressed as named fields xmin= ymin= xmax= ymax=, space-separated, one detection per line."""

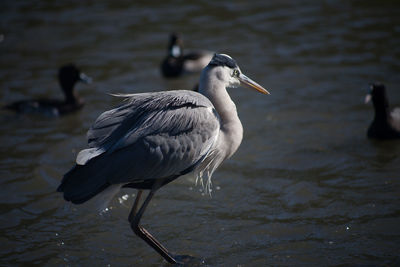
xmin=233 ymin=69 xmax=240 ymax=77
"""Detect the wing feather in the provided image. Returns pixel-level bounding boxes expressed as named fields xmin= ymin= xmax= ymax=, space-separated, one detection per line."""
xmin=76 ymin=90 xmax=220 ymax=184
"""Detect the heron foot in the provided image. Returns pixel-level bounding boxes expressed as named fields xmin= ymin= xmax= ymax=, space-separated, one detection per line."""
xmin=170 ymin=254 xmax=206 ymax=266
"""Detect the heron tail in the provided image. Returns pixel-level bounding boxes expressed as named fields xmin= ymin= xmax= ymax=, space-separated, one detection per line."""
xmin=57 ymin=163 xmax=110 ymax=204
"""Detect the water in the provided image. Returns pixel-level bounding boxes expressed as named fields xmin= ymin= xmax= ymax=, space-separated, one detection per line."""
xmin=1 ymin=0 xmax=400 ymax=266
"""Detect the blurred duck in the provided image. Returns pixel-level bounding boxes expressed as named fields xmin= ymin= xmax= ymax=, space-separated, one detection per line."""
xmin=365 ymin=83 xmax=400 ymax=139
xmin=160 ymin=33 xmax=214 ymax=78
xmin=4 ymin=64 xmax=91 ymax=116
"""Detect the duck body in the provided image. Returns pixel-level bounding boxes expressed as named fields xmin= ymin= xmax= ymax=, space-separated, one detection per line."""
xmin=5 ymin=98 xmax=84 ymax=117
xmin=367 ymin=109 xmax=400 ymax=139
xmin=4 ymin=64 xmax=91 ymax=116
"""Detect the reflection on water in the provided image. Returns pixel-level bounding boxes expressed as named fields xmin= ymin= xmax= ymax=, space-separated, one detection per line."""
xmin=1 ymin=1 xmax=400 ymax=266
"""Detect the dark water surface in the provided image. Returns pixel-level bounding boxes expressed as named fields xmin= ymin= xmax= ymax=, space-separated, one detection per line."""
xmin=1 ymin=1 xmax=400 ymax=266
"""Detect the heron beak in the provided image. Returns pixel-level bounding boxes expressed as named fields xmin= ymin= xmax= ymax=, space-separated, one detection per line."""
xmin=79 ymin=72 xmax=92 ymax=84
xmin=238 ymin=73 xmax=270 ymax=95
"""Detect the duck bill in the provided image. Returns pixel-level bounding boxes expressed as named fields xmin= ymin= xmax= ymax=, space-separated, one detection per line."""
xmin=79 ymin=72 xmax=92 ymax=84
xmin=364 ymin=84 xmax=374 ymax=104
xmin=238 ymin=73 xmax=270 ymax=94
xmin=365 ymin=93 xmax=372 ymax=104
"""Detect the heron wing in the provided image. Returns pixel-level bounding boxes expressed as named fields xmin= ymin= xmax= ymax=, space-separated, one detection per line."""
xmin=77 ymin=90 xmax=220 ymax=182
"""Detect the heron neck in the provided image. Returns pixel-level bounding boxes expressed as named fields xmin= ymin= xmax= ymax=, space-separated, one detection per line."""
xmin=199 ymin=72 xmax=243 ymax=158
xmin=199 ymin=78 xmax=238 ymax=124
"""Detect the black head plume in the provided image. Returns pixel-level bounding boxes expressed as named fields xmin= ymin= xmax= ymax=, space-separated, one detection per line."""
xmin=208 ymin=54 xmax=238 ymax=69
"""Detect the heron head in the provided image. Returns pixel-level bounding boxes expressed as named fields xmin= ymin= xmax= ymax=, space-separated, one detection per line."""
xmin=207 ymin=54 xmax=269 ymax=94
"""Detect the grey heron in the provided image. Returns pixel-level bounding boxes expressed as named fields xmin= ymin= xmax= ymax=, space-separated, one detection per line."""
xmin=58 ymin=53 xmax=269 ymax=264
xmin=161 ymin=33 xmax=214 ymax=78
xmin=4 ymin=64 xmax=91 ymax=116
xmin=365 ymin=83 xmax=400 ymax=139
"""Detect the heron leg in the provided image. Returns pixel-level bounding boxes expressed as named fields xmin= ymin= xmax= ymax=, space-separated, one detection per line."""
xmin=128 ymin=190 xmax=143 ymax=222
xmin=128 ymin=190 xmax=177 ymax=264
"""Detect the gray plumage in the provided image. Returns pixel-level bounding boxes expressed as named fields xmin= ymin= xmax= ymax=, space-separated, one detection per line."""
xmin=59 ymin=91 xmax=220 ymax=203
xmin=58 ymin=53 xmax=269 ymax=204
xmin=57 ymin=53 xmax=269 ymax=264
